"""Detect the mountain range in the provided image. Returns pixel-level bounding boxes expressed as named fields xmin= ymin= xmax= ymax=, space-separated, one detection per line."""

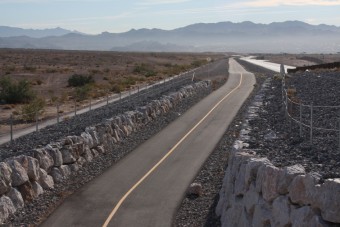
xmin=0 ymin=21 xmax=340 ymax=53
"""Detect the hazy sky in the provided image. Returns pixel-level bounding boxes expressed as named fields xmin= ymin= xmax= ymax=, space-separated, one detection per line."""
xmin=1 ymin=0 xmax=340 ymax=34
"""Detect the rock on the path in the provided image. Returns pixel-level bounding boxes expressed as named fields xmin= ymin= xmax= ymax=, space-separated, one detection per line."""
xmin=187 ymin=183 xmax=203 ymax=196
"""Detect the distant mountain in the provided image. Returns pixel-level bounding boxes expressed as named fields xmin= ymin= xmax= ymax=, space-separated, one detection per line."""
xmin=0 ymin=21 xmax=340 ymax=53
xmin=0 ymin=26 xmax=82 ymax=38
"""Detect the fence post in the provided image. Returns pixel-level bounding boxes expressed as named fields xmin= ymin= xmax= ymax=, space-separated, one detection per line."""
xmin=10 ymin=114 xmax=13 ymax=144
xmin=106 ymin=94 xmax=109 ymax=105
xmin=89 ymin=97 xmax=92 ymax=111
xmin=310 ymin=103 xmax=313 ymax=144
xmin=338 ymin=110 xmax=340 ymax=152
xmin=74 ymin=100 xmax=77 ymax=116
xmin=35 ymin=112 xmax=38 ymax=132
xmin=299 ymin=103 xmax=302 ymax=137
xmin=285 ymin=91 xmax=288 ymax=119
xmin=57 ymin=104 xmax=60 ymax=124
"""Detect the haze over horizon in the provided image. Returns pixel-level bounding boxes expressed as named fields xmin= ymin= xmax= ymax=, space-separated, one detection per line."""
xmin=1 ymin=0 xmax=340 ymax=34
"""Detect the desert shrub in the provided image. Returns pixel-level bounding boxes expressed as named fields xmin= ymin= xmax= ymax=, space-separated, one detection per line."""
xmin=122 ymin=76 xmax=137 ymax=87
xmin=133 ymin=64 xmax=157 ymax=77
xmin=68 ymin=74 xmax=94 ymax=87
xmin=110 ymin=84 xmax=123 ymax=93
xmin=191 ymin=60 xmax=205 ymax=67
xmin=24 ymin=65 xmax=36 ymax=72
xmin=0 ymin=77 xmax=35 ymax=104
xmin=74 ymin=85 xmax=92 ymax=101
xmin=21 ymin=97 xmax=46 ymax=121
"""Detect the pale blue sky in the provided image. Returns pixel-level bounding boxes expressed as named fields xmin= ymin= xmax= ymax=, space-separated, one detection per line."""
xmin=1 ymin=0 xmax=340 ymax=34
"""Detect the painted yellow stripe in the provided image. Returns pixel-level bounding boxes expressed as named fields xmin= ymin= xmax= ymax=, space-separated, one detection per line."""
xmin=102 ymin=73 xmax=244 ymax=227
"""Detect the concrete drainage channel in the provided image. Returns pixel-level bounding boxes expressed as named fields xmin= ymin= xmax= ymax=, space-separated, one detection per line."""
xmin=0 ymin=80 xmax=216 ymax=225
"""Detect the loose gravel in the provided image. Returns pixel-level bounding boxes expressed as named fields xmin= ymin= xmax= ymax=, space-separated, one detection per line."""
xmin=248 ymin=70 xmax=340 ymax=180
xmin=4 ymin=60 xmax=229 ymax=226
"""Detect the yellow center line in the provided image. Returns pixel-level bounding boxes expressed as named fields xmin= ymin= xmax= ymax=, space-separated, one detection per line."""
xmin=102 ymin=73 xmax=244 ymax=227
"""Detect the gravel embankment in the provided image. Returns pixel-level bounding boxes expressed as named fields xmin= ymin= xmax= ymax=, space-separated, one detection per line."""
xmin=248 ymin=70 xmax=340 ymax=180
xmin=4 ymin=60 xmax=229 ymax=226
xmin=175 ymin=60 xmax=270 ymax=227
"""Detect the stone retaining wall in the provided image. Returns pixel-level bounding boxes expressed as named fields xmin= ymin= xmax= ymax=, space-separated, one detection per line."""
xmin=216 ymin=143 xmax=340 ymax=226
xmin=0 ymin=81 xmax=211 ymax=224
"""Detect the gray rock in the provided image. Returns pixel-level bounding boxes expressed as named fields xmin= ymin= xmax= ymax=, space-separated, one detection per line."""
xmin=59 ymin=165 xmax=71 ymax=178
xmin=187 ymin=183 xmax=203 ymax=196
xmin=291 ymin=206 xmax=329 ymax=227
xmin=91 ymin=149 xmax=100 ymax=158
xmin=234 ymin=163 xmax=248 ymax=196
xmin=101 ymin=133 xmax=115 ymax=152
xmin=243 ymin=183 xmax=260 ymax=215
xmin=261 ymin=164 xmax=280 ymax=202
xmin=69 ymin=163 xmax=80 ymax=172
xmin=96 ymin=146 xmax=105 ymax=154
xmin=31 ymin=181 xmax=44 ymax=197
xmin=6 ymin=160 xmax=29 ymax=187
xmin=288 ymin=174 xmax=319 ymax=206
xmin=18 ymin=181 xmax=34 ymax=202
xmin=50 ymin=168 xmax=63 ymax=183
xmin=85 ymin=127 xmax=100 ymax=147
xmin=77 ymin=157 xmax=87 ymax=166
xmin=72 ymin=142 xmax=85 ymax=156
xmin=272 ymin=196 xmax=291 ymax=227
xmin=244 ymin=158 xmax=270 ymax=190
xmin=13 ymin=155 xmax=40 ymax=181
xmin=278 ymin=164 xmax=305 ymax=195
xmin=253 ymin=202 xmax=272 ymax=227
xmin=0 ymin=162 xmax=12 ymax=195
xmin=38 ymin=169 xmax=54 ymax=189
xmin=45 ymin=145 xmax=63 ymax=167
xmin=6 ymin=188 xmax=24 ymax=210
xmin=83 ymin=147 xmax=94 ymax=163
xmin=0 ymin=195 xmax=16 ymax=224
xmin=220 ymin=205 xmax=244 ymax=227
xmin=32 ymin=148 xmax=54 ymax=171
xmin=60 ymin=145 xmax=78 ymax=164
xmin=81 ymin=132 xmax=94 ymax=149
xmin=316 ymin=178 xmax=340 ymax=223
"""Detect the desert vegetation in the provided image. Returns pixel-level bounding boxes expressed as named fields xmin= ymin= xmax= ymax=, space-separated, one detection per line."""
xmin=0 ymin=49 xmax=221 ymax=133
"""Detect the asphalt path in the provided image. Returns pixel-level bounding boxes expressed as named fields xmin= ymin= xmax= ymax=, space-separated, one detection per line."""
xmin=40 ymin=58 xmax=255 ymax=227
